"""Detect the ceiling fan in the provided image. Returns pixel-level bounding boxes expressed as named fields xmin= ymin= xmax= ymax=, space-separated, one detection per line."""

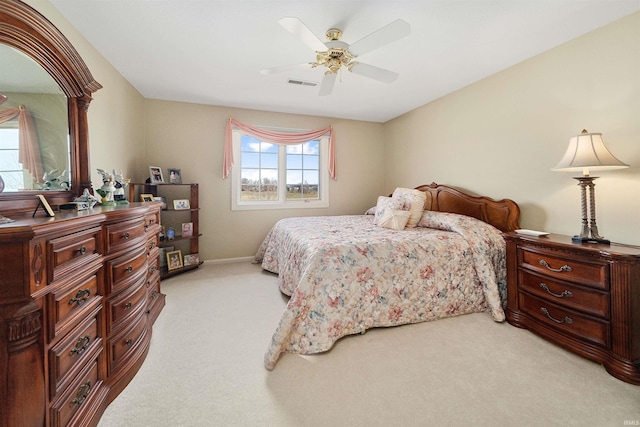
xmin=261 ymin=17 xmax=411 ymax=96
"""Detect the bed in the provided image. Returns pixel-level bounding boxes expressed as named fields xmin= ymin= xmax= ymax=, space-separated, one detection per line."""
xmin=255 ymin=183 xmax=520 ymax=370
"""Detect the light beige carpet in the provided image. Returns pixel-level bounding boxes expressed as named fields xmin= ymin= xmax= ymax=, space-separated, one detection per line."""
xmin=98 ymin=261 xmax=640 ymax=427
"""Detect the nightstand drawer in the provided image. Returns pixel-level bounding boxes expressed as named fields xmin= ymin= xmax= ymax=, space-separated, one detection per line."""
xmin=519 ymin=270 xmax=609 ymax=319
xmin=520 ymin=247 xmax=608 ymax=290
xmin=520 ymin=293 xmax=610 ymax=348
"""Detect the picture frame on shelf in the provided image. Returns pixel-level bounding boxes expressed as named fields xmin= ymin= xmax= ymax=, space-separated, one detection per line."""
xmin=183 ymin=253 xmax=200 ymax=266
xmin=159 ymin=246 xmax=174 ymax=267
xmin=140 ymin=193 xmax=154 ymax=202
xmin=168 ymin=168 xmax=182 ymax=184
xmin=181 ymin=222 xmax=193 ymax=237
xmin=166 ymin=250 xmax=183 ymax=271
xmin=149 ymin=166 xmax=164 ymax=184
xmin=154 ymin=196 xmax=167 ymax=209
xmin=173 ymin=199 xmax=190 ymax=210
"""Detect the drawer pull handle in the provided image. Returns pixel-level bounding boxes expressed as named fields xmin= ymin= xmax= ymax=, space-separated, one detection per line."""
xmin=70 ymin=335 xmax=91 ymax=356
xmin=123 ymin=232 xmax=130 ymax=240
xmin=125 ymin=302 xmax=132 ymax=310
xmin=151 ymin=290 xmax=158 ymax=300
xmin=125 ymin=265 xmax=133 ymax=273
xmin=539 ymin=283 xmax=573 ymax=298
xmin=149 ymin=241 xmax=156 ymax=248
xmin=125 ymin=339 xmax=133 ymax=346
xmin=77 ymin=245 xmax=87 ymax=255
xmin=71 ymin=380 xmax=92 ymax=406
xmin=144 ymin=224 xmax=149 ymax=232
xmin=69 ymin=288 xmax=91 ymax=306
xmin=541 ymin=307 xmax=573 ymax=324
xmin=539 ymin=259 xmax=572 ymax=273
xmin=150 ymin=265 xmax=157 ymax=273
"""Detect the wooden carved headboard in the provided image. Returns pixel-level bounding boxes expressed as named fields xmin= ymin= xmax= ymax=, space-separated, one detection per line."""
xmin=414 ymin=182 xmax=521 ymax=233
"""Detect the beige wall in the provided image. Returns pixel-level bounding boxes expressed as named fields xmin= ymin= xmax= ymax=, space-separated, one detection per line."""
xmin=144 ymin=100 xmax=385 ymax=260
xmin=385 ymin=11 xmax=640 ymax=246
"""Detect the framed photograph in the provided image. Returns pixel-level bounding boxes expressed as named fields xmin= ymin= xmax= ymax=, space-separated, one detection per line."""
xmin=159 ymin=246 xmax=174 ymax=267
xmin=154 ymin=196 xmax=167 ymax=209
xmin=149 ymin=166 xmax=164 ymax=184
xmin=168 ymin=168 xmax=182 ymax=184
xmin=173 ymin=199 xmax=190 ymax=210
xmin=181 ymin=222 xmax=193 ymax=237
xmin=183 ymin=253 xmax=200 ymax=266
xmin=166 ymin=250 xmax=183 ymax=271
xmin=140 ymin=193 xmax=155 ymax=202
xmin=34 ymin=194 xmax=55 ymax=217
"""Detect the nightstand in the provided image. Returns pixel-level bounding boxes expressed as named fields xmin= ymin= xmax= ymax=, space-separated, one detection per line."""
xmin=505 ymin=233 xmax=640 ymax=384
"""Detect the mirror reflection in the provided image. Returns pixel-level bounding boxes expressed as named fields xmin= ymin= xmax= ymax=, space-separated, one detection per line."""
xmin=0 ymin=43 xmax=69 ymax=192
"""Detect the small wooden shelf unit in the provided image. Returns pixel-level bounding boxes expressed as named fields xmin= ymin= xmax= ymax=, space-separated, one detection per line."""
xmin=129 ymin=183 xmax=202 ymax=279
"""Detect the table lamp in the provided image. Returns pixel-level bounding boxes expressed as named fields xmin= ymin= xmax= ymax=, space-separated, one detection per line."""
xmin=552 ymin=129 xmax=628 ymax=244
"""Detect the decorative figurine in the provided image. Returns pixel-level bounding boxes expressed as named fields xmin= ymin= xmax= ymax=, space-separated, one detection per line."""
xmin=74 ymin=188 xmax=101 ymax=208
xmin=97 ymin=168 xmax=130 ymax=205
xmin=36 ymin=169 xmax=70 ymax=191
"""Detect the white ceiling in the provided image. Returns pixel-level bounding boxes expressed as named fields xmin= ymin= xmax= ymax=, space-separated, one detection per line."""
xmin=49 ymin=0 xmax=640 ymax=123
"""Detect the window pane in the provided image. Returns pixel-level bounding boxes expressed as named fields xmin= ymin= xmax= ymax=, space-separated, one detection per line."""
xmin=286 ymin=154 xmax=302 ymax=168
xmin=302 ymin=154 xmax=318 ymax=169
xmin=0 ymin=150 xmax=20 ymax=169
xmin=261 ymin=153 xmax=278 ymax=168
xmin=303 ymin=140 xmax=319 ymax=154
xmin=241 ymin=152 xmax=260 ymax=168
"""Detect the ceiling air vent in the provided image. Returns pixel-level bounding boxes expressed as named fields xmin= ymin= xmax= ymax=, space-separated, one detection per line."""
xmin=288 ymin=79 xmax=318 ymax=87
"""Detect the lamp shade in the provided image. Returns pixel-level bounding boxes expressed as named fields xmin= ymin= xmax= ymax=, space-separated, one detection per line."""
xmin=552 ymin=130 xmax=629 ymax=176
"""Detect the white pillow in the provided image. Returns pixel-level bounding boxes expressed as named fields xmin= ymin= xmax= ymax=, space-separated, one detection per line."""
xmin=392 ymin=187 xmax=427 ymax=228
xmin=378 ymin=209 xmax=411 ymax=230
xmin=374 ymin=196 xmax=403 ymax=225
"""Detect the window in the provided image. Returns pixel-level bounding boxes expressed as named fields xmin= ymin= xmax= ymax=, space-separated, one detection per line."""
xmin=231 ymin=129 xmax=329 ymax=210
xmin=0 ymin=123 xmax=24 ymax=191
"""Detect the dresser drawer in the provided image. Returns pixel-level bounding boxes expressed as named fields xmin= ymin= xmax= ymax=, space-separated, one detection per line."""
xmin=519 ymin=270 xmax=610 ymax=319
xmin=104 ymin=218 xmax=146 ymax=255
xmin=107 ymin=273 xmax=147 ymax=332
xmin=107 ymin=311 xmax=148 ymax=374
xmin=520 ymin=247 xmax=609 ymax=290
xmin=107 ymin=244 xmax=147 ymax=291
xmin=145 ymin=209 xmax=160 ymax=231
xmin=49 ymin=310 xmax=102 ymax=399
xmin=520 ymin=293 xmax=610 ymax=348
xmin=48 ymin=226 xmax=101 ymax=282
xmin=48 ymin=271 xmax=102 ymax=340
xmin=50 ymin=360 xmax=100 ymax=427
xmin=146 ymin=233 xmax=159 ymax=254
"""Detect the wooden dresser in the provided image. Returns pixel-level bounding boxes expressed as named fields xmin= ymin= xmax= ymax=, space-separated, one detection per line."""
xmin=505 ymin=233 xmax=640 ymax=384
xmin=0 ymin=203 xmax=165 ymax=426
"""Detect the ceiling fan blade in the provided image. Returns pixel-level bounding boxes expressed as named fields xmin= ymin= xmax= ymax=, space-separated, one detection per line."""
xmin=260 ymin=63 xmax=311 ymax=75
xmin=348 ymin=19 xmax=411 ymax=57
xmin=279 ymin=17 xmax=327 ymax=52
xmin=349 ymin=62 xmax=399 ymax=84
xmin=318 ymin=73 xmax=337 ymax=96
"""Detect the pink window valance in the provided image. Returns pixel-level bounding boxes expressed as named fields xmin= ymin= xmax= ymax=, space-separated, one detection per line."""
xmin=0 ymin=106 xmax=43 ymax=182
xmin=223 ymin=118 xmax=336 ymax=180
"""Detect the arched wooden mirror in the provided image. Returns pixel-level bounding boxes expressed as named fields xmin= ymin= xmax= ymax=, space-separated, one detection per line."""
xmin=0 ymin=0 xmax=101 ymax=214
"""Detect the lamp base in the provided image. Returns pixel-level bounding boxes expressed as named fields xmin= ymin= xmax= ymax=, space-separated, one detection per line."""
xmin=572 ymin=235 xmax=610 ymax=245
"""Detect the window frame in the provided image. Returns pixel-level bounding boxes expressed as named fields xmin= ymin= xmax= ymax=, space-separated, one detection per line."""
xmin=231 ymin=128 xmax=330 ymax=211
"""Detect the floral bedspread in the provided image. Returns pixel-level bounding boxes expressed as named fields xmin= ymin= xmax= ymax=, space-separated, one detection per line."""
xmin=255 ymin=211 xmax=507 ymax=370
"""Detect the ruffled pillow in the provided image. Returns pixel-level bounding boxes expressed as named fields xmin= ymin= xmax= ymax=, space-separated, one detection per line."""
xmin=392 ymin=187 xmax=427 ymax=228
xmin=378 ymin=209 xmax=411 ymax=230
xmin=373 ymin=196 xmax=403 ymax=225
